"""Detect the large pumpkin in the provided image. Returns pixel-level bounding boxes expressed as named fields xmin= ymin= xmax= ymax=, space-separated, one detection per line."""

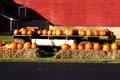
xmin=86 ymin=30 xmax=92 ymax=36
xmin=111 ymin=42 xmax=118 ymax=50
xmin=85 ymin=42 xmax=93 ymax=50
xmin=19 ymin=28 xmax=26 ymax=32
xmin=93 ymin=30 xmax=99 ymax=36
xmin=10 ymin=42 xmax=18 ymax=49
xmin=78 ymin=30 xmax=86 ymax=36
xmin=56 ymin=29 xmax=62 ymax=36
xmin=93 ymin=43 xmax=101 ymax=50
xmin=70 ymin=43 xmax=78 ymax=50
xmin=61 ymin=44 xmax=70 ymax=50
xmin=103 ymin=44 xmax=110 ymax=52
xmin=14 ymin=29 xmax=19 ymax=35
xmin=99 ymin=30 xmax=106 ymax=36
xmin=24 ymin=42 xmax=31 ymax=49
xmin=31 ymin=43 xmax=38 ymax=49
xmin=78 ymin=44 xmax=85 ymax=51
xmin=17 ymin=42 xmax=23 ymax=49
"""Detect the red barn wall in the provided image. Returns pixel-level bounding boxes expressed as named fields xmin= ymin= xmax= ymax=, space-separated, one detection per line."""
xmin=14 ymin=0 xmax=120 ymax=26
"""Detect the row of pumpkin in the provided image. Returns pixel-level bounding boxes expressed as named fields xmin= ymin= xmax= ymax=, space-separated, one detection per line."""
xmin=0 ymin=42 xmax=38 ymax=49
xmin=61 ymin=42 xmax=119 ymax=52
xmin=14 ymin=27 xmax=114 ymax=36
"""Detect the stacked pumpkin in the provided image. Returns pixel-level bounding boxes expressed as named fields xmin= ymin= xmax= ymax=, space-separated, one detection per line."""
xmin=14 ymin=27 xmax=37 ymax=35
xmin=4 ymin=42 xmax=38 ymax=49
xmin=61 ymin=42 xmax=119 ymax=52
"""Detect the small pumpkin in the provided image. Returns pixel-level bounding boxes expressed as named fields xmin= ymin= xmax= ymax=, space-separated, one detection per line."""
xmin=93 ymin=42 xmax=101 ymax=50
xmin=86 ymin=30 xmax=92 ymax=36
xmin=10 ymin=42 xmax=18 ymax=49
xmin=17 ymin=42 xmax=23 ymax=49
xmin=78 ymin=30 xmax=86 ymax=36
xmin=14 ymin=29 xmax=19 ymax=35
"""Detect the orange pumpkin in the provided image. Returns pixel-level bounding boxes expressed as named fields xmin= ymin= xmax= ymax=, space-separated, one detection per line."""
xmin=17 ymin=42 xmax=23 ymax=49
xmin=103 ymin=44 xmax=110 ymax=52
xmin=30 ymin=28 xmax=36 ymax=32
xmin=27 ymin=30 xmax=33 ymax=35
xmin=70 ymin=43 xmax=78 ymax=50
xmin=111 ymin=42 xmax=118 ymax=50
xmin=42 ymin=30 xmax=48 ymax=35
xmin=52 ymin=30 xmax=56 ymax=35
xmin=61 ymin=44 xmax=70 ymax=50
xmin=78 ymin=30 xmax=86 ymax=36
xmin=14 ymin=29 xmax=19 ymax=35
xmin=56 ymin=29 xmax=62 ymax=36
xmin=48 ymin=30 xmax=52 ymax=35
xmin=78 ymin=44 xmax=85 ymax=51
xmin=62 ymin=30 xmax=66 ymax=35
xmin=93 ymin=43 xmax=101 ymax=50
xmin=37 ymin=30 xmax=42 ymax=35
xmin=19 ymin=28 xmax=26 ymax=32
xmin=66 ymin=29 xmax=73 ymax=36
xmin=99 ymin=30 xmax=106 ymax=36
xmin=93 ymin=30 xmax=99 ymax=36
xmin=10 ymin=42 xmax=18 ymax=49
xmin=86 ymin=30 xmax=92 ymax=36
xmin=21 ymin=29 xmax=27 ymax=35
xmin=85 ymin=42 xmax=93 ymax=50
xmin=24 ymin=42 xmax=31 ymax=49
xmin=31 ymin=43 xmax=38 ymax=49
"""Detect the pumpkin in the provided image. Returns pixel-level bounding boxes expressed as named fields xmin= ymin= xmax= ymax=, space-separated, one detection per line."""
xmin=70 ymin=43 xmax=78 ymax=50
xmin=78 ymin=44 xmax=85 ymax=51
xmin=85 ymin=42 xmax=93 ymax=50
xmin=56 ymin=29 xmax=62 ymax=36
xmin=21 ymin=29 xmax=27 ymax=35
xmin=31 ymin=43 xmax=38 ymax=49
xmin=61 ymin=44 xmax=70 ymax=50
xmin=10 ymin=42 xmax=17 ymax=49
xmin=14 ymin=29 xmax=19 ymax=35
xmin=37 ymin=30 xmax=42 ymax=35
xmin=17 ymin=42 xmax=23 ymax=49
xmin=52 ymin=30 xmax=56 ymax=35
xmin=48 ymin=30 xmax=52 ymax=35
xmin=93 ymin=43 xmax=101 ymax=50
xmin=103 ymin=44 xmax=110 ymax=52
xmin=30 ymin=28 xmax=36 ymax=32
xmin=24 ymin=42 xmax=31 ymax=49
xmin=86 ymin=30 xmax=92 ymax=36
xmin=27 ymin=30 xmax=33 ymax=35
xmin=19 ymin=28 xmax=26 ymax=32
xmin=99 ymin=30 xmax=106 ymax=36
xmin=111 ymin=42 xmax=118 ymax=50
xmin=66 ymin=29 xmax=73 ymax=36
xmin=42 ymin=30 xmax=48 ymax=35
xmin=78 ymin=30 xmax=86 ymax=36
xmin=93 ymin=30 xmax=99 ymax=36
xmin=62 ymin=30 xmax=66 ymax=35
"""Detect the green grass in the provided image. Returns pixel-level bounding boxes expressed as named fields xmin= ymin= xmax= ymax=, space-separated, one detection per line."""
xmin=0 ymin=58 xmax=120 ymax=63
xmin=0 ymin=35 xmax=14 ymax=43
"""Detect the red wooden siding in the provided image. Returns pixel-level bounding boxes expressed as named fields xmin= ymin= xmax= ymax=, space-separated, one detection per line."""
xmin=14 ymin=0 xmax=120 ymax=26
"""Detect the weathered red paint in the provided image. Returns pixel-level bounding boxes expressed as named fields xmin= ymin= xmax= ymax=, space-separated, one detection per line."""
xmin=14 ymin=0 xmax=120 ymax=26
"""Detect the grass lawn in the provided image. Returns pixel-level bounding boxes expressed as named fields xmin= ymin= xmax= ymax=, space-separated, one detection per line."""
xmin=0 ymin=58 xmax=120 ymax=63
xmin=0 ymin=35 xmax=14 ymax=43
